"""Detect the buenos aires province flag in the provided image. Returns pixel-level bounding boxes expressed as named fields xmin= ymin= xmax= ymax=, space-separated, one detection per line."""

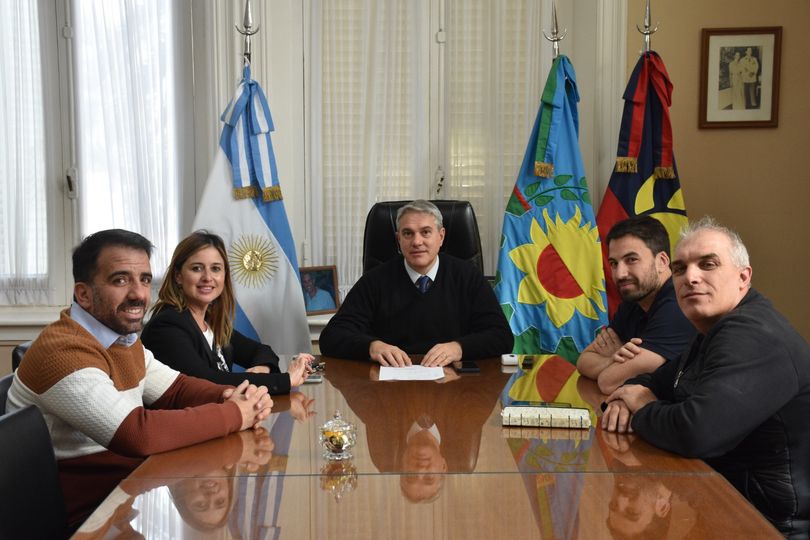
xmin=495 ymin=56 xmax=607 ymax=363
xmin=193 ymin=65 xmax=310 ymax=355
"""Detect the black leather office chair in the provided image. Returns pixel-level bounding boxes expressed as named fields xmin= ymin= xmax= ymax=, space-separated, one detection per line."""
xmin=0 ymin=373 xmax=12 ymax=415
xmin=11 ymin=340 xmax=32 ymax=371
xmin=0 ymin=405 xmax=68 ymax=539
xmin=362 ymin=200 xmax=483 ymax=274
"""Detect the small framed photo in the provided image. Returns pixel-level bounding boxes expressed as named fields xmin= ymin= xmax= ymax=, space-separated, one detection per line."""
xmin=300 ymin=265 xmax=340 ymax=315
xmin=699 ymin=27 xmax=782 ymax=128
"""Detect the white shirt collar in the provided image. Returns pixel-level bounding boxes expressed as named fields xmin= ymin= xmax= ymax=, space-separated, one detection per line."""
xmin=70 ymin=301 xmax=139 ymax=349
xmin=404 ymin=257 xmax=440 ymax=284
xmin=406 ymin=421 xmax=442 ymax=445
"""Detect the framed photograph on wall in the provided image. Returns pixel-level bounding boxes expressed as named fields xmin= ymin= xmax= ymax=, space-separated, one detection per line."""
xmin=300 ymin=265 xmax=340 ymax=315
xmin=699 ymin=27 xmax=782 ymax=128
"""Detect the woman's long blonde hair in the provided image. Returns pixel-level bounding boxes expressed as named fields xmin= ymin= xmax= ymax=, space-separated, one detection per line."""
xmin=152 ymin=231 xmax=236 ymax=347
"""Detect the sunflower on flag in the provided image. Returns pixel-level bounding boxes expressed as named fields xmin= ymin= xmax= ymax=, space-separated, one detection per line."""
xmin=495 ymin=55 xmax=608 ymax=364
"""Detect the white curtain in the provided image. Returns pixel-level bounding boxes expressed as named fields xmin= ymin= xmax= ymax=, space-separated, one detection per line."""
xmin=73 ymin=0 xmax=182 ymax=276
xmin=311 ymin=0 xmax=430 ymax=298
xmin=0 ymin=0 xmax=51 ymax=305
xmin=310 ymin=0 xmax=550 ymax=293
xmin=441 ymin=1 xmax=550 ymax=275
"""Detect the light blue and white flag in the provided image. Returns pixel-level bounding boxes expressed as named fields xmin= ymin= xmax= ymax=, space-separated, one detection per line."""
xmin=229 ymin=413 xmax=294 ymax=539
xmin=495 ymin=56 xmax=607 ymax=364
xmin=193 ymin=65 xmax=310 ymax=355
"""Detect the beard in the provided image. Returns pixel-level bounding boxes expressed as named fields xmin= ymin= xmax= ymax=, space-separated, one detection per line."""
xmin=616 ymin=265 xmax=659 ymax=303
xmin=91 ymin=289 xmax=147 ymax=335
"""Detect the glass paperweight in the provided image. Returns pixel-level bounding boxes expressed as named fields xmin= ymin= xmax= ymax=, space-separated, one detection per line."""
xmin=319 ymin=410 xmax=356 ymax=460
xmin=319 ymin=459 xmax=358 ymax=501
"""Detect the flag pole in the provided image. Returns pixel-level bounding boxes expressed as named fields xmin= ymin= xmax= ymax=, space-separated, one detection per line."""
xmin=542 ymin=0 xmax=567 ymax=59
xmin=236 ymin=0 xmax=260 ymax=66
xmin=635 ymin=0 xmax=659 ymax=53
xmin=194 ymin=0 xmax=312 ymax=353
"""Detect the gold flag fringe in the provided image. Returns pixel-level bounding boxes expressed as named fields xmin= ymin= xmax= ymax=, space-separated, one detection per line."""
xmin=232 ymin=185 xmax=284 ymax=201
xmin=654 ymin=166 xmax=676 ymax=179
xmin=233 ymin=186 xmax=260 ymax=200
xmin=534 ymin=161 xmax=554 ymax=178
xmin=615 ymin=157 xmax=638 ymax=173
xmin=269 ymin=454 xmax=288 ymax=469
xmin=262 ymin=186 xmax=283 ymax=202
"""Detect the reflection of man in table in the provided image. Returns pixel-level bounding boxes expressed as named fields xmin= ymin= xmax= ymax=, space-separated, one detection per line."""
xmin=327 ymin=360 xmax=506 ymax=502
xmin=302 ymin=272 xmax=336 ymax=311
xmin=595 ymin=429 xmax=756 ymax=539
xmin=740 ymin=47 xmax=759 ymax=109
xmin=73 ymin=429 xmax=275 ymax=538
xmin=608 ymin=465 xmax=672 ymax=538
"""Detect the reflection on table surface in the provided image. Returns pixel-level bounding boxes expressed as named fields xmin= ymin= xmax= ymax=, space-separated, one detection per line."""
xmin=73 ymin=356 xmax=780 ymax=539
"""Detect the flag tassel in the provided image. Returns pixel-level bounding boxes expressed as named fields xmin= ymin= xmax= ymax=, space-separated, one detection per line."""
xmin=596 ymin=51 xmax=688 ymax=319
xmin=233 ymin=186 xmax=260 ymax=200
xmin=615 ymin=157 xmax=638 ymax=173
xmin=534 ymin=161 xmax=555 ymax=178
xmin=262 ymin=186 xmax=283 ymax=202
xmin=654 ymin=166 xmax=676 ymax=179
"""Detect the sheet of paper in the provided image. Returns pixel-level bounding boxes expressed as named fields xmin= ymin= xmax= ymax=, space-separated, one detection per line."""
xmin=378 ymin=365 xmax=445 ymax=381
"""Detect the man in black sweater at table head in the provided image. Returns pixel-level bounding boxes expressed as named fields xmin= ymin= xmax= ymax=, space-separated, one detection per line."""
xmin=320 ymin=200 xmax=513 ymax=367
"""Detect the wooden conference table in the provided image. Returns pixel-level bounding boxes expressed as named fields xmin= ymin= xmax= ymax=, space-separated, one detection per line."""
xmin=73 ymin=355 xmax=780 ymax=539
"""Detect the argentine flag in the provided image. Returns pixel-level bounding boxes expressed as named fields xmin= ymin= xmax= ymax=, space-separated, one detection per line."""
xmin=193 ymin=65 xmax=310 ymax=355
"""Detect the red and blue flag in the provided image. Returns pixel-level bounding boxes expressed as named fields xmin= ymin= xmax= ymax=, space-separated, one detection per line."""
xmin=596 ymin=51 xmax=688 ymax=317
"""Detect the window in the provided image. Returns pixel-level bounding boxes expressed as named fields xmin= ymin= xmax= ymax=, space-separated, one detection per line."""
xmin=309 ymin=0 xmax=551 ymax=294
xmin=0 ymin=0 xmax=70 ymax=307
xmin=73 ymin=0 xmax=185 ymax=277
xmin=308 ymin=2 xmax=626 ymax=295
xmin=440 ymin=1 xmax=549 ymax=273
xmin=1 ymin=0 xmax=190 ymax=309
xmin=310 ymin=0 xmax=429 ymax=297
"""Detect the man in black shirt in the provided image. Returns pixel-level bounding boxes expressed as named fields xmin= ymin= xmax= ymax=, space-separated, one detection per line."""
xmin=577 ymin=216 xmax=695 ymax=393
